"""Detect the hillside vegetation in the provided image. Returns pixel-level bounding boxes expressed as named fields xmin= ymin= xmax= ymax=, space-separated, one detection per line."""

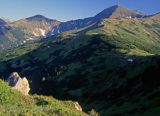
xmin=0 ymin=15 xmax=160 ymax=116
xmin=0 ymin=79 xmax=88 ymax=115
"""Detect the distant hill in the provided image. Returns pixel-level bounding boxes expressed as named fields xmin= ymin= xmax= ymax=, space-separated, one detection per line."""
xmin=11 ymin=15 xmax=60 ymax=37
xmin=0 ymin=15 xmax=60 ymax=51
xmin=50 ymin=5 xmax=145 ymax=35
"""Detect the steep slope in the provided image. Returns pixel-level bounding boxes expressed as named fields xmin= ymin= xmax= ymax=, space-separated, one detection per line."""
xmin=0 ymin=15 xmax=60 ymax=51
xmin=50 ymin=5 xmax=145 ymax=35
xmin=0 ymin=18 xmax=7 ymax=26
xmin=11 ymin=15 xmax=60 ymax=37
xmin=148 ymin=12 xmax=160 ymax=19
xmin=0 ymin=22 xmax=18 ymax=51
xmin=1 ymin=15 xmax=160 ymax=115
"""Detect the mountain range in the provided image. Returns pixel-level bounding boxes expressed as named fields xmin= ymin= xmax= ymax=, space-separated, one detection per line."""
xmin=0 ymin=5 xmax=160 ymax=115
xmin=50 ymin=5 xmax=145 ymax=35
xmin=0 ymin=5 xmax=154 ymax=51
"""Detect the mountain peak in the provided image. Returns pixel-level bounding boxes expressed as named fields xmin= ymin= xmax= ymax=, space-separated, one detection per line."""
xmin=26 ymin=15 xmax=55 ymax=22
xmin=94 ymin=5 xmax=145 ymax=20
xmin=29 ymin=14 xmax=47 ymax=18
xmin=109 ymin=4 xmax=122 ymax=9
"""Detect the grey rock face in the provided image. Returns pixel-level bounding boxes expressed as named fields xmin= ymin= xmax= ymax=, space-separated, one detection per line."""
xmin=7 ymin=72 xmax=30 ymax=95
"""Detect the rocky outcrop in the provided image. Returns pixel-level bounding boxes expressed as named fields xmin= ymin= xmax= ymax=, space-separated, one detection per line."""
xmin=74 ymin=102 xmax=82 ymax=111
xmin=7 ymin=72 xmax=30 ymax=95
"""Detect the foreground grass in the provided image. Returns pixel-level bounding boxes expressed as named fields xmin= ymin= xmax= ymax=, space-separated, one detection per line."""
xmin=0 ymin=79 xmax=88 ymax=116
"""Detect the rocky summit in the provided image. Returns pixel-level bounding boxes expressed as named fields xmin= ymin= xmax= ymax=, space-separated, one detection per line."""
xmin=7 ymin=72 xmax=30 ymax=95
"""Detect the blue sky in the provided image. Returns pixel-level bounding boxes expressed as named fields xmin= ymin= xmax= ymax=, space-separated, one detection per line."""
xmin=0 ymin=0 xmax=160 ymax=21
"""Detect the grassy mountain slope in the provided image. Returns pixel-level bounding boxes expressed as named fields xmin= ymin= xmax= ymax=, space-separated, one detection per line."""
xmin=93 ymin=18 xmax=160 ymax=54
xmin=50 ymin=5 xmax=145 ymax=35
xmin=0 ymin=79 xmax=87 ymax=115
xmin=0 ymin=16 xmax=160 ymax=115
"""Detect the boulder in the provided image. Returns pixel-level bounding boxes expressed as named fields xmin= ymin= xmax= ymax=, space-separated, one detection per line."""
xmin=7 ymin=72 xmax=30 ymax=95
xmin=74 ymin=102 xmax=82 ymax=111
